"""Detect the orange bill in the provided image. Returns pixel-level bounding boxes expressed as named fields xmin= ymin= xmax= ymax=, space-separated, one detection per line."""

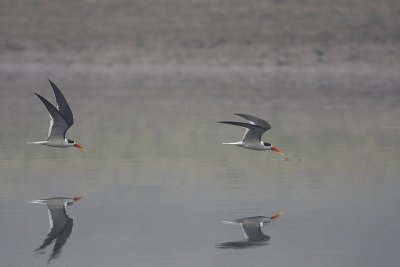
xmin=271 ymin=146 xmax=284 ymax=155
xmin=74 ymin=143 xmax=87 ymax=151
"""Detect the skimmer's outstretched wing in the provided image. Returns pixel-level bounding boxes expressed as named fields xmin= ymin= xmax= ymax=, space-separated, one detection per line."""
xmin=34 ymin=94 xmax=71 ymax=141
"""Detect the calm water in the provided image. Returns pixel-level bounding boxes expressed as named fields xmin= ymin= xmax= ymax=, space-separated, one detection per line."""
xmin=1 ymin=64 xmax=400 ymax=267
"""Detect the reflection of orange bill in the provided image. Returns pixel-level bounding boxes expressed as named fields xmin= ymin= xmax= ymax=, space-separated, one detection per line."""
xmin=271 ymin=211 xmax=283 ymax=221
xmin=271 ymin=146 xmax=284 ymax=155
xmin=73 ymin=194 xmax=86 ymax=202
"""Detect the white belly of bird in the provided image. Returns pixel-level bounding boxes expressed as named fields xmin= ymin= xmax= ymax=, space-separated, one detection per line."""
xmin=238 ymin=142 xmax=269 ymax=150
xmin=43 ymin=140 xmax=71 ymax=148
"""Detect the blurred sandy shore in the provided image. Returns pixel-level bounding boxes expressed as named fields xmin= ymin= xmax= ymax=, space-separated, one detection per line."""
xmin=1 ymin=0 xmax=399 ymax=67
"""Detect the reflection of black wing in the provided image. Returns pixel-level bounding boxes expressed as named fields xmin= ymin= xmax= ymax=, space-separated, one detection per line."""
xmin=34 ymin=204 xmax=74 ymax=263
xmin=218 ymin=121 xmax=266 ymax=143
xmin=48 ymin=80 xmax=74 ymax=126
xmin=216 ymin=240 xmax=269 ymax=249
xmin=48 ymin=217 xmax=73 ymax=263
xmin=235 ymin=114 xmax=271 ymax=131
xmin=241 ymin=221 xmax=269 ymax=242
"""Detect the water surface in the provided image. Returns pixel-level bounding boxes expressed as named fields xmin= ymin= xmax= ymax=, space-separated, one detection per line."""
xmin=0 ymin=64 xmax=400 ymax=267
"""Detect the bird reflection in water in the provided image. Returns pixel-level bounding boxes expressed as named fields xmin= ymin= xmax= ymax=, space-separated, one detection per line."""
xmin=216 ymin=212 xmax=282 ymax=249
xmin=29 ymin=195 xmax=84 ymax=263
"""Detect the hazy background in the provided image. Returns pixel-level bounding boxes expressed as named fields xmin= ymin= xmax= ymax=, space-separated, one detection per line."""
xmin=1 ymin=1 xmax=400 ymax=267
xmin=1 ymin=0 xmax=400 ymax=66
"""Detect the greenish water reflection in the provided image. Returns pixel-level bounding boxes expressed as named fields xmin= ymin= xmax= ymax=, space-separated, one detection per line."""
xmin=0 ymin=66 xmax=400 ymax=267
